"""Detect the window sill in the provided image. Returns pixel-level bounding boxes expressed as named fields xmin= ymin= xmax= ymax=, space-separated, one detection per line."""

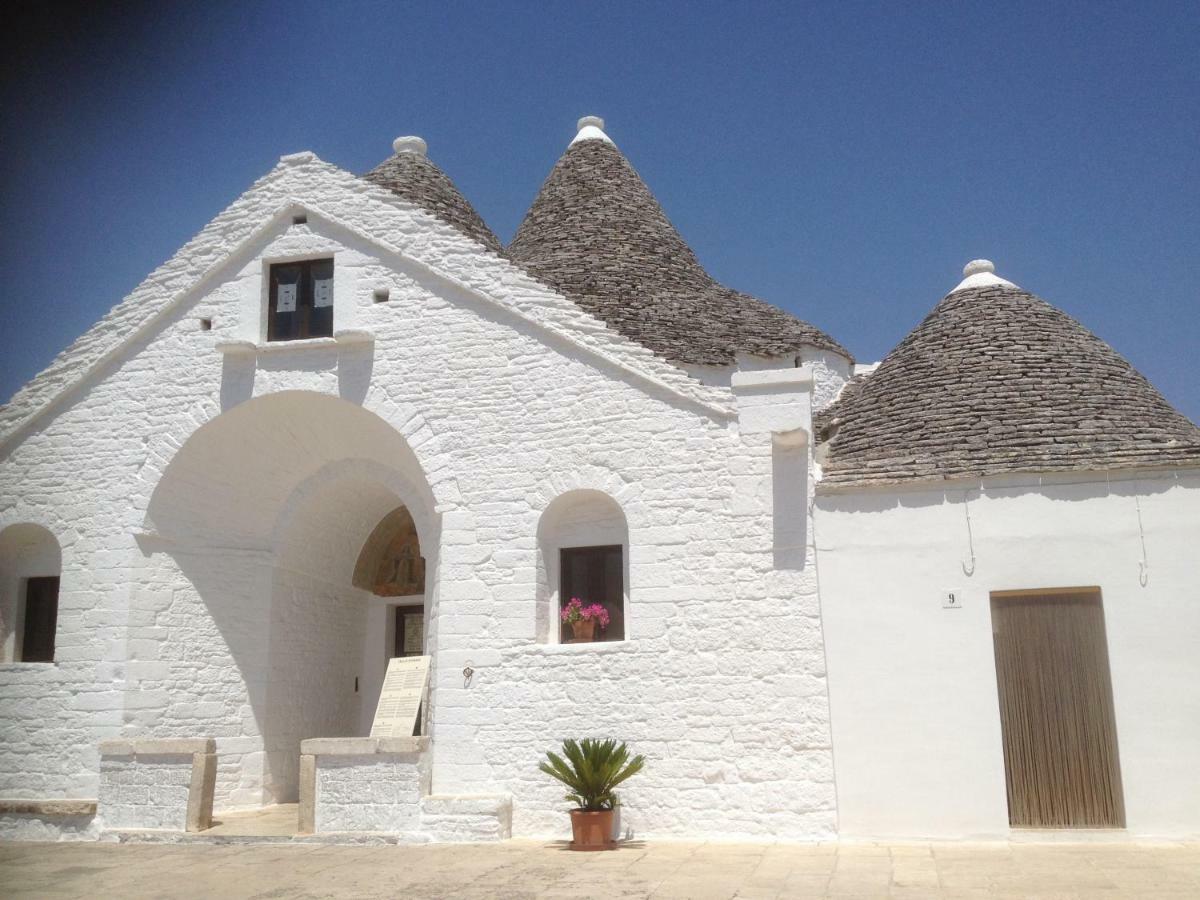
xmin=528 ymin=640 xmax=630 ymax=655
xmin=216 ymin=329 xmax=373 ymax=355
xmin=0 ymin=661 xmax=58 ymax=670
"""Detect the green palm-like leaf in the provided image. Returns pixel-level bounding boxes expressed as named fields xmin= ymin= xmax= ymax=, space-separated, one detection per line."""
xmin=538 ymin=738 xmax=646 ymax=811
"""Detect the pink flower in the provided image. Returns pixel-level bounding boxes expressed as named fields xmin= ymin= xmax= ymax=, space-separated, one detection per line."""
xmin=560 ymin=598 xmax=610 ymax=629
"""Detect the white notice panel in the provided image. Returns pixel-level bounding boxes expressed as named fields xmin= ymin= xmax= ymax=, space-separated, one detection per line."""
xmin=370 ymin=655 xmax=431 ymax=738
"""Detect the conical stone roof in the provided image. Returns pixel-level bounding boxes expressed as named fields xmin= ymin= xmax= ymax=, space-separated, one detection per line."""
xmin=364 ymin=136 xmax=501 ymax=252
xmin=507 ymin=120 xmax=849 ymax=366
xmin=817 ymin=266 xmax=1200 ymax=486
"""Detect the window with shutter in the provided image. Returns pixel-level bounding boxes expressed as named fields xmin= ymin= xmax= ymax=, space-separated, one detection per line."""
xmin=268 ymin=258 xmax=334 ymax=341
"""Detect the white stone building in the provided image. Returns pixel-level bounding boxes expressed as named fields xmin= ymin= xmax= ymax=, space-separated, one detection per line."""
xmin=1 ymin=118 xmax=1197 ymax=843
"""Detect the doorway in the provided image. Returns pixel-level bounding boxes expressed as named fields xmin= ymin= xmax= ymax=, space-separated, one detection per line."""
xmin=990 ymin=587 xmax=1125 ymax=828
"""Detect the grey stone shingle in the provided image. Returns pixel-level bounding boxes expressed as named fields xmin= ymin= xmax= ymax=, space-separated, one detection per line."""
xmin=506 ymin=138 xmax=849 ymax=366
xmin=816 ymin=284 xmax=1200 ymax=485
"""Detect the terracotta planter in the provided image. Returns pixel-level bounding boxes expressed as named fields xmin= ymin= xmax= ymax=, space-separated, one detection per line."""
xmin=569 ymin=808 xmax=615 ymax=850
xmin=568 ymin=618 xmax=597 ymax=643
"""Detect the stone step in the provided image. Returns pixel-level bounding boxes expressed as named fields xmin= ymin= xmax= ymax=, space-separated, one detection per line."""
xmin=419 ymin=794 xmax=512 ymax=841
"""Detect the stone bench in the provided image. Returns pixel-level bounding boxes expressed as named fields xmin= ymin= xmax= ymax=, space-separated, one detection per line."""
xmin=298 ymin=737 xmax=512 ymax=841
xmin=0 ymin=799 xmax=99 ymax=842
xmin=298 ymin=736 xmax=430 ymax=835
xmin=97 ymin=738 xmax=216 ymax=832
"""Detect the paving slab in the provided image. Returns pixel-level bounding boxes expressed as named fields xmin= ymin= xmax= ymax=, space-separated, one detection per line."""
xmin=0 ymin=839 xmax=1197 ymax=898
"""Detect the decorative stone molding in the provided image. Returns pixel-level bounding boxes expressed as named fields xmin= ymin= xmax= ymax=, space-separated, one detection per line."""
xmin=97 ymin=738 xmax=216 ymax=833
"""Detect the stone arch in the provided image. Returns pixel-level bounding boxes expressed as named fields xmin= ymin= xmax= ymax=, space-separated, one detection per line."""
xmin=528 ymin=465 xmax=645 ymax=530
xmin=135 ymin=388 xmax=463 ymax=531
xmin=140 ymin=390 xmax=448 ymax=806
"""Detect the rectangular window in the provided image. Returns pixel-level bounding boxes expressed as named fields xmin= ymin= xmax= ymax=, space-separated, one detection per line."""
xmin=392 ymin=605 xmax=425 ymax=658
xmin=560 ymin=545 xmax=624 ymax=643
xmin=267 ymin=258 xmax=334 ymax=341
xmin=21 ymin=576 xmax=59 ymax=662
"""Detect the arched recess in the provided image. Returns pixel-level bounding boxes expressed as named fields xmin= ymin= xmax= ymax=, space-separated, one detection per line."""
xmin=536 ymin=490 xmax=629 ymax=644
xmin=0 ymin=524 xmax=62 ymax=663
xmin=142 ymin=391 xmax=441 ymax=806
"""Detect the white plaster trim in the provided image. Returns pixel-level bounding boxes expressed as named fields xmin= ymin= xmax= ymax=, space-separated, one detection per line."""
xmin=570 ymin=116 xmax=614 ymax=145
xmin=950 ymin=271 xmax=1017 ymax=293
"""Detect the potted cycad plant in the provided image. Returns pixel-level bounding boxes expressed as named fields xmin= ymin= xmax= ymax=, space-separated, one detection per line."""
xmin=539 ymin=738 xmax=645 ymax=850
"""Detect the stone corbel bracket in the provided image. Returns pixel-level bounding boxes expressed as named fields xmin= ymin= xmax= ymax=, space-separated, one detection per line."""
xmin=97 ymin=738 xmax=217 ymax=833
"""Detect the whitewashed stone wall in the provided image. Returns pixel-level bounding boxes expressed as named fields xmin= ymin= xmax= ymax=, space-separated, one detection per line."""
xmin=0 ymin=155 xmax=838 ymax=839
xmin=799 ymin=349 xmax=852 ymax=412
xmin=816 ymin=469 xmax=1200 ymax=838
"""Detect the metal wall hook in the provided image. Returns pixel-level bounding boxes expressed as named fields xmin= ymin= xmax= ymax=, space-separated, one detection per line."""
xmin=961 ymin=485 xmax=978 ymax=577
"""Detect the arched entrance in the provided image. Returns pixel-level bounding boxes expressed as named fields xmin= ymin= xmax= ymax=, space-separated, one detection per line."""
xmin=143 ymin=391 xmax=438 ymax=807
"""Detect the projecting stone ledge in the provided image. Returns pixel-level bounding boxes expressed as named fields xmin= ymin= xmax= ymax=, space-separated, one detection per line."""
xmin=0 ymin=799 xmax=97 ymax=817
xmin=98 ymin=738 xmax=216 ymax=757
xmin=300 ymin=736 xmax=427 ymax=756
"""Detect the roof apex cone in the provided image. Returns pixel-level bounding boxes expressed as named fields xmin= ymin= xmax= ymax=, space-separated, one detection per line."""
xmin=364 ymin=133 xmax=500 ymax=251
xmin=391 ymin=135 xmax=428 ymax=156
xmin=951 ymin=258 xmax=1017 ymax=293
xmin=571 ymin=115 xmax=614 ymax=146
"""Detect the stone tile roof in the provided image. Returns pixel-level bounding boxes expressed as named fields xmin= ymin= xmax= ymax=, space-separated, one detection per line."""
xmin=506 ymin=135 xmax=850 ymax=366
xmin=816 ymin=283 xmax=1200 ymax=486
xmin=364 ymin=144 xmax=502 ymax=253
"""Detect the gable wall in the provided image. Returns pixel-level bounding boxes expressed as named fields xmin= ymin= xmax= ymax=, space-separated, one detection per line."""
xmin=0 ymin=204 xmax=837 ymax=838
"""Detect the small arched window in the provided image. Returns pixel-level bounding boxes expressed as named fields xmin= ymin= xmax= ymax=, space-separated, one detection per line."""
xmin=537 ymin=491 xmax=629 ymax=644
xmin=0 ymin=524 xmax=62 ymax=663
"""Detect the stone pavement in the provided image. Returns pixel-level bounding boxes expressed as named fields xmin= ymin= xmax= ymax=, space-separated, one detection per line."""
xmin=1 ymin=839 xmax=1197 ymax=898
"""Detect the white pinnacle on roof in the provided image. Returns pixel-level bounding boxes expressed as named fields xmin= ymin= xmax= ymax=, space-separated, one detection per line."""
xmin=950 ymin=259 xmax=1018 ymax=293
xmin=392 ymin=135 xmax=428 ymax=157
xmin=570 ymin=115 xmax=614 ymax=146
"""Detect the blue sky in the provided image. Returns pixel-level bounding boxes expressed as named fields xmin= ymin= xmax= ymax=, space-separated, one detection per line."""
xmin=2 ymin=1 xmax=1197 ymax=420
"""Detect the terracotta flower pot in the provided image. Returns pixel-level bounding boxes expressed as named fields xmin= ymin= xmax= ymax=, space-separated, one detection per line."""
xmin=569 ymin=808 xmax=615 ymax=850
xmin=569 ymin=618 xmax=597 ymax=642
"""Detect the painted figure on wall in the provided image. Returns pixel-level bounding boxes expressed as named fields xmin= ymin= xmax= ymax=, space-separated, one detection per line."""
xmin=353 ymin=505 xmax=426 ymax=597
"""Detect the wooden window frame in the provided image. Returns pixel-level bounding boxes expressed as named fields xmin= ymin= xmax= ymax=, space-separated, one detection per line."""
xmin=559 ymin=544 xmax=625 ymax=643
xmin=392 ymin=604 xmax=425 ymax=659
xmin=267 ymin=258 xmax=334 ymax=342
